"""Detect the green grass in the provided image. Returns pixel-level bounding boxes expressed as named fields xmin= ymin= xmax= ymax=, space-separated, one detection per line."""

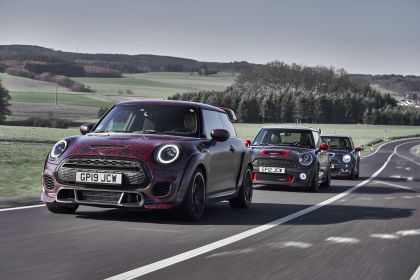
xmin=9 ymin=92 xmax=113 ymax=108
xmin=0 ymin=125 xmax=79 ymax=143
xmin=0 ymin=73 xmax=72 ymax=94
xmin=0 ymin=144 xmax=51 ymax=197
xmin=0 ymin=123 xmax=418 ymax=198
xmin=73 ymin=72 xmax=236 ymax=98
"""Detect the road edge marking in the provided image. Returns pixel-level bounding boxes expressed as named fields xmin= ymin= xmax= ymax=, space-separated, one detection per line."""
xmin=105 ymin=137 xmax=402 ymax=280
xmin=410 ymin=265 xmax=420 ymax=280
xmin=0 ymin=204 xmax=44 ymax=212
xmin=362 ymin=137 xmax=420 ymax=159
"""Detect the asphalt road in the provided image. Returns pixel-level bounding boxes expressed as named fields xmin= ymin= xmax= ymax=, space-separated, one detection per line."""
xmin=1 ymin=138 xmax=420 ymax=280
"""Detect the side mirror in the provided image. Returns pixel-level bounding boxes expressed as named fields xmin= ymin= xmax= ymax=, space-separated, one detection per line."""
xmin=244 ymin=139 xmax=251 ymax=147
xmin=355 ymin=147 xmax=363 ymax=152
xmin=320 ymin=143 xmax=328 ymax=150
xmin=80 ymin=123 xmax=95 ymax=135
xmin=211 ymin=129 xmax=230 ymax=142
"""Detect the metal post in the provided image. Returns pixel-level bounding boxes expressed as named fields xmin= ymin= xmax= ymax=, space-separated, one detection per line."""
xmin=55 ymin=80 xmax=58 ymax=105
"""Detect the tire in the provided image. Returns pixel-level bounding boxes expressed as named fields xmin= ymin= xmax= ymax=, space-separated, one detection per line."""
xmin=348 ymin=166 xmax=356 ymax=180
xmin=321 ymin=168 xmax=331 ymax=188
xmin=45 ymin=201 xmax=78 ymax=214
xmin=355 ymin=163 xmax=360 ymax=178
xmin=308 ymin=166 xmax=320 ymax=192
xmin=229 ymin=167 xmax=253 ymax=208
xmin=177 ymin=169 xmax=206 ymax=221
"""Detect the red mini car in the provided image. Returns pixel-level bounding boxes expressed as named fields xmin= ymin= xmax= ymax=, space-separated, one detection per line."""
xmin=41 ymin=100 xmax=253 ymax=220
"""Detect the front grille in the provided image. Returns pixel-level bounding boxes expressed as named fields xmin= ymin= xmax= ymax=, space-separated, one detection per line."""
xmin=253 ymin=158 xmax=298 ymax=168
xmin=56 ymin=157 xmax=151 ymax=188
xmin=256 ymin=173 xmax=288 ymax=182
xmin=44 ymin=175 xmax=55 ymax=190
xmin=152 ymin=182 xmax=171 ymax=197
xmin=76 ymin=190 xmax=121 ymax=203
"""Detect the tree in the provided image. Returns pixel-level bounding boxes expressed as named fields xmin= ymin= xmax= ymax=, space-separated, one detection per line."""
xmin=0 ymin=81 xmax=11 ymax=123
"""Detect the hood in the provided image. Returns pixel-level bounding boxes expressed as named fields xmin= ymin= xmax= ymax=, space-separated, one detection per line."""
xmin=53 ymin=133 xmax=201 ymax=169
xmin=251 ymin=146 xmax=315 ymax=162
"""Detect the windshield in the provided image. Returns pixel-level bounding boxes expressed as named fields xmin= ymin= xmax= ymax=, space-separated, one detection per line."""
xmin=253 ymin=129 xmax=315 ymax=148
xmin=321 ymin=136 xmax=352 ymax=150
xmin=93 ymin=104 xmax=199 ymax=137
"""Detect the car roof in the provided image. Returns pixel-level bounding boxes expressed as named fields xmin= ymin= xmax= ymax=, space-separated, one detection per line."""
xmin=261 ymin=125 xmax=318 ymax=132
xmin=116 ymin=99 xmax=225 ymax=113
xmin=321 ymin=134 xmax=352 ymax=139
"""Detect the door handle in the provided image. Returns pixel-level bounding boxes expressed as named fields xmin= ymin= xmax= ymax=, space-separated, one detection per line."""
xmin=229 ymin=145 xmax=235 ymax=152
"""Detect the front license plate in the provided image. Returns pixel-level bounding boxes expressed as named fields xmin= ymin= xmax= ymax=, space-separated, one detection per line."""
xmin=331 ymin=164 xmax=335 ymax=169
xmin=259 ymin=167 xmax=285 ymax=173
xmin=76 ymin=172 xmax=122 ymax=185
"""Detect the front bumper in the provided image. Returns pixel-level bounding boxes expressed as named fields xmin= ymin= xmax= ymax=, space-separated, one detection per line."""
xmin=252 ymin=167 xmax=315 ymax=187
xmin=330 ymin=162 xmax=354 ymax=177
xmin=41 ymin=160 xmax=187 ymax=209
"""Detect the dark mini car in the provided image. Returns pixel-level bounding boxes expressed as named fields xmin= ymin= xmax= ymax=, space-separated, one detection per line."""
xmin=248 ymin=126 xmax=331 ymax=192
xmin=41 ymin=100 xmax=253 ymax=220
xmin=320 ymin=134 xmax=362 ymax=179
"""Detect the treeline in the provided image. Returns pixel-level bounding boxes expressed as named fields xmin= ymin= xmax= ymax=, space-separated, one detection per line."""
xmin=0 ymin=45 xmax=260 ymax=74
xmin=25 ymin=62 xmax=85 ymax=76
xmin=169 ymin=62 xmax=420 ymax=125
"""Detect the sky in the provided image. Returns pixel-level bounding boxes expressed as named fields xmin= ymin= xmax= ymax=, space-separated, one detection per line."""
xmin=0 ymin=0 xmax=419 ymax=75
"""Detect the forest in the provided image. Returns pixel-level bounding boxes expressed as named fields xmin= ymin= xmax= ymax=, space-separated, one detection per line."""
xmin=169 ymin=62 xmax=420 ymax=125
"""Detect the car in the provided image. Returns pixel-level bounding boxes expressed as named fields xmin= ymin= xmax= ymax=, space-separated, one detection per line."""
xmin=41 ymin=100 xmax=253 ymax=221
xmin=320 ymin=134 xmax=362 ymax=179
xmin=247 ymin=126 xmax=331 ymax=192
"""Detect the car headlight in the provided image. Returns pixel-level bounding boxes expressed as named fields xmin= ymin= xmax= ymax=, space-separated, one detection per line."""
xmin=50 ymin=139 xmax=69 ymax=159
xmin=343 ymin=154 xmax=351 ymax=163
xmin=156 ymin=144 xmax=181 ymax=164
xmin=299 ymin=153 xmax=313 ymax=166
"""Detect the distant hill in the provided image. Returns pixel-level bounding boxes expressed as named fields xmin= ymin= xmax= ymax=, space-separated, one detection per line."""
xmin=0 ymin=45 xmax=260 ymax=74
xmin=353 ymin=74 xmax=420 ymax=101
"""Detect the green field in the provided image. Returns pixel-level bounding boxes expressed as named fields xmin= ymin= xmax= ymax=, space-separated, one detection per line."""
xmin=0 ymin=73 xmax=72 ymax=93
xmin=0 ymin=144 xmax=51 ymax=197
xmin=8 ymin=92 xmax=113 ymax=108
xmin=73 ymin=72 xmax=236 ymax=98
xmin=1 ymin=124 xmax=419 ymax=198
xmin=1 ymin=72 xmax=236 ymax=114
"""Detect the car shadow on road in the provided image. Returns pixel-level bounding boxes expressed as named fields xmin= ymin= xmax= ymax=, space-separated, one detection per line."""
xmin=74 ymin=201 xmax=413 ymax=226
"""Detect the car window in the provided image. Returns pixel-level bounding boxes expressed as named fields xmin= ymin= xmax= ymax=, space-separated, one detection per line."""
xmin=321 ymin=136 xmax=352 ymax=150
xmin=202 ymin=109 xmax=224 ymax=138
xmin=253 ymin=129 xmax=315 ymax=148
xmin=219 ymin=113 xmax=237 ymax=138
xmin=94 ymin=104 xmax=199 ymax=137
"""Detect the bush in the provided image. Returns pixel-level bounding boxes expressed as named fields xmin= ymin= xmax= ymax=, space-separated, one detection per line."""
xmin=19 ymin=117 xmax=70 ymax=128
xmin=6 ymin=67 xmax=35 ymax=79
xmin=97 ymin=107 xmax=109 ymax=118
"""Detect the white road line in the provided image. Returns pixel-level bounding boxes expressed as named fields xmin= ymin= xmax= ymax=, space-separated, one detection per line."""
xmin=126 ymin=227 xmax=185 ymax=234
xmin=269 ymin=241 xmax=313 ymax=249
xmin=375 ymin=181 xmax=420 ymax=193
xmin=326 ymin=237 xmax=360 ymax=244
xmin=0 ymin=204 xmax=44 ymax=212
xmin=105 ymin=139 xmax=401 ymax=280
xmin=410 ymin=265 xmax=420 ymax=280
xmin=370 ymin=234 xmax=399 ymax=240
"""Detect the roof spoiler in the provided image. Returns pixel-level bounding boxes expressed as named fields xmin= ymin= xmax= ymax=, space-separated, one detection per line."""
xmin=220 ymin=107 xmax=238 ymax=122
